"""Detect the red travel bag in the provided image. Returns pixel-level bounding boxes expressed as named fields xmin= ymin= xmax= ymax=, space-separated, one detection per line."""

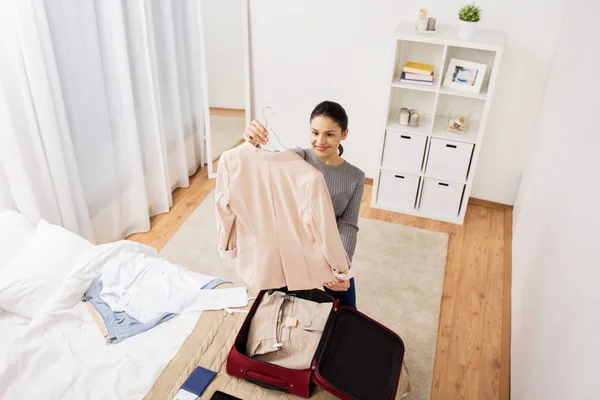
xmin=226 ymin=288 xmax=405 ymax=400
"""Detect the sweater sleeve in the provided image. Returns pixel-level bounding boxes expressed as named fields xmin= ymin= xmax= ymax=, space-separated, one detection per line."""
xmin=215 ymin=154 xmax=237 ymax=258
xmin=292 ymin=147 xmax=309 ymax=161
xmin=308 ymin=174 xmax=353 ymax=280
xmin=337 ymin=177 xmax=364 ymax=261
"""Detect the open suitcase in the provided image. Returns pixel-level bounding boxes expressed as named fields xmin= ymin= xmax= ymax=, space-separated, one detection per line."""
xmin=226 ymin=288 xmax=405 ymax=400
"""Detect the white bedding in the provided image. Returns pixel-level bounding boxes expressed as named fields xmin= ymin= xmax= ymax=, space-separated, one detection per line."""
xmin=0 ymin=310 xmax=29 ymax=344
xmin=0 ymin=241 xmax=206 ymax=400
xmin=98 ymin=243 xmax=246 ymax=323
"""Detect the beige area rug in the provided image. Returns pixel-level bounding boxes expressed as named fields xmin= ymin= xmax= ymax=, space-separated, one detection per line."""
xmin=210 ymin=114 xmax=246 ymax=161
xmin=159 ymin=192 xmax=449 ymax=400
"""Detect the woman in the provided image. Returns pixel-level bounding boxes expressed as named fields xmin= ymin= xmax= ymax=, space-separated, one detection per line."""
xmin=243 ymin=101 xmax=365 ymax=308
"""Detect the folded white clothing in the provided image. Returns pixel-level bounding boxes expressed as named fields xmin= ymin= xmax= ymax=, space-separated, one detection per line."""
xmin=99 ymin=245 xmax=248 ymax=323
xmin=126 ymin=287 xmax=248 ymax=323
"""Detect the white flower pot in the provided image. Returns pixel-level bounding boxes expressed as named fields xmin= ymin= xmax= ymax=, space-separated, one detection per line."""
xmin=458 ymin=20 xmax=478 ymax=40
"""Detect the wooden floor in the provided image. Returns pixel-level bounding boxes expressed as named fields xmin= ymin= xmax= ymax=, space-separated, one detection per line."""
xmin=127 ymin=163 xmax=511 ymax=400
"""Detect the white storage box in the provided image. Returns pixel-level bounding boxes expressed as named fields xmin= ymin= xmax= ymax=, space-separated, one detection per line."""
xmin=418 ymin=178 xmax=465 ymax=219
xmin=381 ymin=131 xmax=427 ymax=174
xmin=425 ymin=138 xmax=474 ymax=182
xmin=376 ymin=170 xmax=420 ymax=211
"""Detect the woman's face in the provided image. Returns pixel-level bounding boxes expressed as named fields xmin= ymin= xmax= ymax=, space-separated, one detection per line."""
xmin=310 ymin=115 xmax=348 ymax=158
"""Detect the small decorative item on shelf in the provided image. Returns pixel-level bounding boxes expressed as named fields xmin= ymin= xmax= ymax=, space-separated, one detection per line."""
xmin=394 ymin=108 xmax=422 ymax=127
xmin=416 ymin=8 xmax=428 ymax=31
xmin=442 ymin=58 xmax=487 ymax=93
xmin=427 ymin=18 xmax=436 ymax=31
xmin=457 ymin=2 xmax=482 ymax=40
xmin=409 ymin=109 xmax=421 ymax=127
xmin=446 ymin=110 xmax=470 ymax=134
xmin=415 ymin=9 xmax=437 ymax=34
xmin=399 ymin=108 xmax=410 ymax=126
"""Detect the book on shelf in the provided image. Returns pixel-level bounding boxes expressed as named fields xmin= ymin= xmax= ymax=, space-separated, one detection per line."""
xmin=400 ymin=72 xmax=434 ymax=86
xmin=403 ymin=61 xmax=434 ymax=75
xmin=401 ymin=71 xmax=434 ymax=82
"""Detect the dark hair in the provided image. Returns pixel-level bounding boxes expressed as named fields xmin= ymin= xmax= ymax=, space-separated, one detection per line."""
xmin=310 ymin=101 xmax=348 ymax=156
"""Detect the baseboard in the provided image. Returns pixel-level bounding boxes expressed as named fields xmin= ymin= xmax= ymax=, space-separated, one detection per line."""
xmin=468 ymin=197 xmax=512 ymax=210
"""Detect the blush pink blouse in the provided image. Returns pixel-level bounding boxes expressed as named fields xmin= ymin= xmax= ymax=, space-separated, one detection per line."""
xmin=215 ymin=142 xmax=352 ymax=290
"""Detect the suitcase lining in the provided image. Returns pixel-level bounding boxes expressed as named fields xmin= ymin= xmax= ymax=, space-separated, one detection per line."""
xmin=316 ymin=309 xmax=405 ymax=400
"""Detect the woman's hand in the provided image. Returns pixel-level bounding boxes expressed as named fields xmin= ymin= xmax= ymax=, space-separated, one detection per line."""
xmin=243 ymin=120 xmax=269 ymax=145
xmin=325 ymin=278 xmax=350 ymax=291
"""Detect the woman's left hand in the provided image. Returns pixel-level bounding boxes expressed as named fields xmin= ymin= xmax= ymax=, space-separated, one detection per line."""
xmin=326 ymin=278 xmax=350 ymax=291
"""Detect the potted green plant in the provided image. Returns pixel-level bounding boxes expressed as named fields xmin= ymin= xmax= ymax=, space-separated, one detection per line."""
xmin=457 ymin=3 xmax=482 ymax=40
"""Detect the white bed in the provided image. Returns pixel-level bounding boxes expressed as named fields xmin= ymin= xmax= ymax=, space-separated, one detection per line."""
xmin=0 ymin=211 xmax=206 ymax=399
xmin=0 ymin=309 xmax=29 ymax=345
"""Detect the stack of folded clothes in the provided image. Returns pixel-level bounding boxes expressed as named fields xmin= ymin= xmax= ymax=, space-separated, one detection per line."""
xmin=83 ymin=241 xmax=248 ymax=344
xmin=245 ymin=290 xmax=333 ymax=369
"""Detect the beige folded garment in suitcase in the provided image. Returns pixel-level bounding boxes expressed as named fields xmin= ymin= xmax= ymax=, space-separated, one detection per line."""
xmin=246 ymin=291 xmax=332 ymax=369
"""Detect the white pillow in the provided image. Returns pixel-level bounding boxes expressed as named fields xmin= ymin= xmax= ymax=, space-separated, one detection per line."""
xmin=0 ymin=210 xmax=36 ymax=270
xmin=0 ymin=220 xmax=94 ymax=318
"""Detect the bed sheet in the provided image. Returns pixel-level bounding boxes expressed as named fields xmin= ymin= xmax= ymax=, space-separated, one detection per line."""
xmin=0 ymin=310 xmax=29 ymax=343
xmin=0 ymin=241 xmax=204 ymax=400
xmin=0 ymin=305 xmax=199 ymax=399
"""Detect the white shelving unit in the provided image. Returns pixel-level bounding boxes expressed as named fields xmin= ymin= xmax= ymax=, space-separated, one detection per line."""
xmin=372 ymin=23 xmax=504 ymax=224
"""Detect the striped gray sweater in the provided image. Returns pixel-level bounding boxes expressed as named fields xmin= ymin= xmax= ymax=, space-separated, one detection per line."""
xmin=293 ymin=148 xmax=365 ymax=261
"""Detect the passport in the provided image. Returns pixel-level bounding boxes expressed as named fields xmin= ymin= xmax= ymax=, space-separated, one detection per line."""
xmin=173 ymin=366 xmax=217 ymax=400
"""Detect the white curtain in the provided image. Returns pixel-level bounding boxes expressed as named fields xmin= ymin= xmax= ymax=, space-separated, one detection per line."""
xmin=0 ymin=0 xmax=206 ymax=243
xmin=0 ymin=163 xmax=16 ymax=212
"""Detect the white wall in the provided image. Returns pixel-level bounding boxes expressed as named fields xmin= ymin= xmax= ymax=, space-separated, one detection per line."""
xmin=202 ymin=0 xmax=245 ymax=109
xmin=249 ymin=0 xmax=566 ymax=204
xmin=511 ymin=0 xmax=600 ymax=397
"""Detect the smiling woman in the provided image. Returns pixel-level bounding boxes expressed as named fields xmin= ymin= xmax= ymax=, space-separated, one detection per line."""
xmin=242 ymin=101 xmax=365 ymax=308
xmin=309 ymin=101 xmax=349 ymax=159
